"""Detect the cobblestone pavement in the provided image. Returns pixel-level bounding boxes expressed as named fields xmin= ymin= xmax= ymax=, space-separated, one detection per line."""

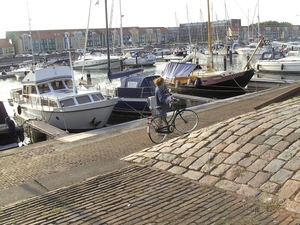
xmin=0 ymin=84 xmax=300 ymax=224
xmin=122 ymin=96 xmax=300 ymax=216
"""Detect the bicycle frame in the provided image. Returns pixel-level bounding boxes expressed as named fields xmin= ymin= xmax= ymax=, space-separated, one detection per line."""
xmin=147 ymin=101 xmax=184 ymax=134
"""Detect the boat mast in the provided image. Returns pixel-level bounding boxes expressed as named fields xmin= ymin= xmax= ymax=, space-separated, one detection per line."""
xmin=186 ymin=4 xmax=192 ymax=48
xmin=65 ymin=33 xmax=76 ymax=94
xmin=105 ymin=0 xmax=111 ymax=76
xmin=81 ymin=0 xmax=93 ymax=76
xmin=26 ymin=1 xmax=35 ymax=65
xmin=207 ymin=0 xmax=213 ymax=70
xmin=119 ymin=0 xmax=124 ymax=54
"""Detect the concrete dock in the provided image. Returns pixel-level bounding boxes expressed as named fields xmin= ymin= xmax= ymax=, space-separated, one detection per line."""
xmin=0 ymin=83 xmax=300 ymax=224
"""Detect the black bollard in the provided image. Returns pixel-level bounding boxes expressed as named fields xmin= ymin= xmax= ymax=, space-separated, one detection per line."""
xmin=223 ymin=56 xmax=227 ymax=71
xmin=246 ymin=54 xmax=250 ymax=69
xmin=229 ymin=50 xmax=232 ymax=65
xmin=87 ymin=70 xmax=91 ymax=85
xmin=119 ymin=58 xmax=123 ymax=71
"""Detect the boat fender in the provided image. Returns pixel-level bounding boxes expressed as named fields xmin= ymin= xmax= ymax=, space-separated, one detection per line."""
xmin=17 ymin=105 xmax=22 ymax=115
xmin=5 ymin=117 xmax=17 ymax=137
xmin=281 ymin=64 xmax=284 ymax=70
xmin=257 ymin=64 xmax=260 ymax=70
xmin=18 ymin=126 xmax=25 ymax=142
xmin=194 ymin=78 xmax=201 ymax=88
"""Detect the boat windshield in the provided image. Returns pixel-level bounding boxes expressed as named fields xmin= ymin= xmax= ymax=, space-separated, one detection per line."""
xmin=65 ymin=79 xmax=73 ymax=89
xmin=51 ymin=81 xmax=65 ymax=90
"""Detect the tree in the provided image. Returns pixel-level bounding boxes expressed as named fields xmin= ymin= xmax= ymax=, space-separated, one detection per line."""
xmin=251 ymin=21 xmax=293 ymax=26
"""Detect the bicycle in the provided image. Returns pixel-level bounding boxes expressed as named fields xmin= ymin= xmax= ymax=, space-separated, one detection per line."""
xmin=146 ymin=98 xmax=199 ymax=144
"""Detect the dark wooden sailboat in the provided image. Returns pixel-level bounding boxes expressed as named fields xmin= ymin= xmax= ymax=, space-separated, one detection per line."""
xmin=162 ymin=0 xmax=257 ymax=96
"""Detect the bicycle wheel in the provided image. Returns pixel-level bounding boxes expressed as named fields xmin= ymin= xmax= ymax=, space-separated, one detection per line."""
xmin=174 ymin=109 xmax=199 ymax=134
xmin=147 ymin=115 xmax=167 ymax=144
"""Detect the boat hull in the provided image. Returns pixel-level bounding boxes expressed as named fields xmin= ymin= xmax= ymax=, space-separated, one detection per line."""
xmin=73 ymin=58 xmax=122 ymax=70
xmin=255 ymin=61 xmax=300 ymax=73
xmin=166 ymin=68 xmax=254 ymax=97
xmin=13 ymin=99 xmax=117 ymax=132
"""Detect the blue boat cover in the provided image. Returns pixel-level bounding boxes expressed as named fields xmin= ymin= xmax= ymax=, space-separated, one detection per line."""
xmin=116 ymin=75 xmax=160 ymax=98
xmin=161 ymin=62 xmax=198 ymax=79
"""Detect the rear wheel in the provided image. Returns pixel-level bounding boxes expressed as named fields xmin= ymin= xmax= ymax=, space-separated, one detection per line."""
xmin=174 ymin=109 xmax=198 ymax=133
xmin=147 ymin=116 xmax=167 ymax=144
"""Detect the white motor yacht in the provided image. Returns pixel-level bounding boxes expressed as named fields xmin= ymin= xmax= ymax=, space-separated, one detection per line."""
xmin=9 ymin=66 xmax=118 ymax=132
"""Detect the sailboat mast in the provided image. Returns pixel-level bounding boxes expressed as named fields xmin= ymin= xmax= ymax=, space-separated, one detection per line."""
xmin=186 ymin=4 xmax=192 ymax=47
xmin=81 ymin=0 xmax=93 ymax=75
xmin=26 ymin=1 xmax=35 ymax=64
xmin=257 ymin=0 xmax=260 ymax=39
xmin=207 ymin=0 xmax=212 ymax=53
xmin=119 ymin=0 xmax=124 ymax=54
xmin=105 ymin=0 xmax=111 ymax=74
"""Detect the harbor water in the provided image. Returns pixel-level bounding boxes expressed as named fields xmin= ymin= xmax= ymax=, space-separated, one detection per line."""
xmin=0 ymin=54 xmax=270 ymax=143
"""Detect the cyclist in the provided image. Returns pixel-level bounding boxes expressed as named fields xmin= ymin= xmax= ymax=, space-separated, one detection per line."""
xmin=154 ymin=77 xmax=174 ymax=120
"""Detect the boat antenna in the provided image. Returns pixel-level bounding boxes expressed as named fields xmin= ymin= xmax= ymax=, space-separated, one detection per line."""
xmin=26 ymin=1 xmax=35 ymax=65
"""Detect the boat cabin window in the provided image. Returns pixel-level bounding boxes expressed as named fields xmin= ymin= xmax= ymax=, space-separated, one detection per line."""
xmin=31 ymin=86 xmax=37 ymax=94
xmin=76 ymin=95 xmax=91 ymax=104
xmin=38 ymin=84 xmax=50 ymax=94
xmin=51 ymin=81 xmax=65 ymax=90
xmin=65 ymin=79 xmax=73 ymax=89
xmin=91 ymin=93 xmax=104 ymax=101
xmin=41 ymin=99 xmax=58 ymax=107
xmin=60 ymin=98 xmax=75 ymax=107
xmin=127 ymin=81 xmax=138 ymax=88
xmin=23 ymin=86 xmax=29 ymax=99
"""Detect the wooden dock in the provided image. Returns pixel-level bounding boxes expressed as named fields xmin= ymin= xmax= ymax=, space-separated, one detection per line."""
xmin=26 ymin=120 xmax=69 ymax=139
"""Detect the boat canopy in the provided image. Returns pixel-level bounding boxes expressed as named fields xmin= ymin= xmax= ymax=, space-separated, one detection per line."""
xmin=258 ymin=51 xmax=286 ymax=60
xmin=161 ymin=62 xmax=198 ymax=79
xmin=117 ymin=75 xmax=160 ymax=98
xmin=22 ymin=66 xmax=72 ymax=85
xmin=120 ymin=75 xmax=160 ymax=88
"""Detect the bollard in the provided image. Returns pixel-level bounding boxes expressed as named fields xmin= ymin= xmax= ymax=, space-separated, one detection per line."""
xmin=119 ymin=58 xmax=124 ymax=71
xmin=229 ymin=50 xmax=232 ymax=65
xmin=223 ymin=56 xmax=227 ymax=71
xmin=246 ymin=54 xmax=250 ymax=69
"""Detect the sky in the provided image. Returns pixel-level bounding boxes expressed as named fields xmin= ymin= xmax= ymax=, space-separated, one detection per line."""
xmin=1 ymin=0 xmax=299 ymax=39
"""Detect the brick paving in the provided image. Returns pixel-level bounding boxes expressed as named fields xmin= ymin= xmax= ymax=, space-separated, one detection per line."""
xmin=0 ymin=84 xmax=300 ymax=224
xmin=0 ymin=166 xmax=299 ymax=225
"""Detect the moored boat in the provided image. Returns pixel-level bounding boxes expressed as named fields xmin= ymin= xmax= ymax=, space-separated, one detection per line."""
xmin=107 ymin=72 xmax=160 ymax=115
xmin=8 ymin=66 xmax=118 ymax=132
xmin=255 ymin=50 xmax=300 ymax=74
xmin=0 ymin=101 xmax=24 ymax=151
xmin=73 ymin=53 xmax=123 ymax=70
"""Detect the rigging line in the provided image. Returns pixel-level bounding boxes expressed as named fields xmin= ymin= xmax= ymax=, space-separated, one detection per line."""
xmin=117 ymin=97 xmax=148 ymax=118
